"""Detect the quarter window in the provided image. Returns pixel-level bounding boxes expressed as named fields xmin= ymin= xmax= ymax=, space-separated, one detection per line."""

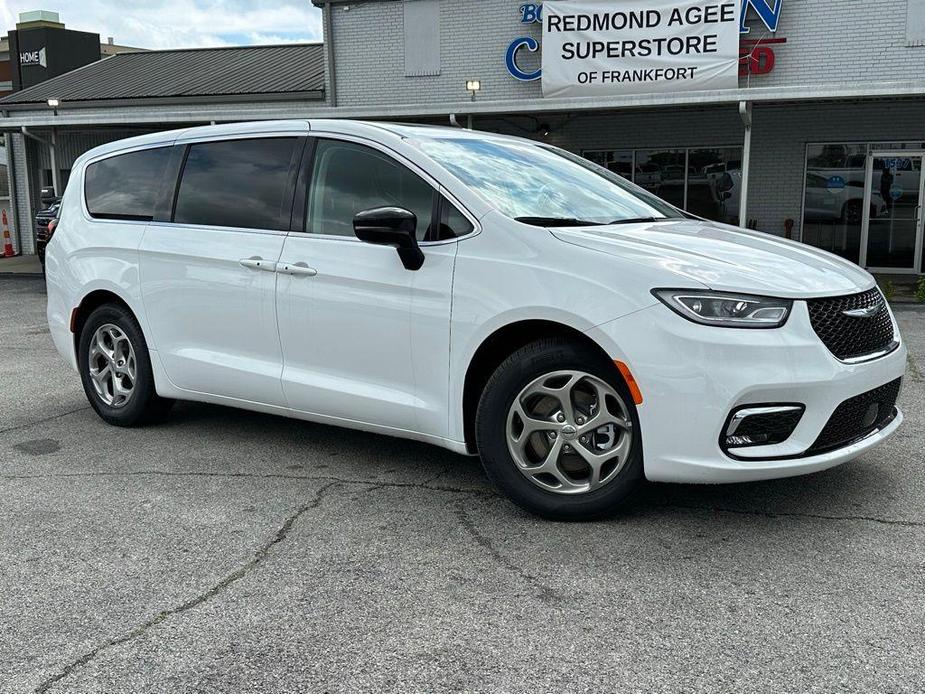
xmin=308 ymin=139 xmax=435 ymax=240
xmin=437 ymin=196 xmax=473 ymax=240
xmin=85 ymin=147 xmax=171 ymax=220
xmin=173 ymin=138 xmax=299 ymax=230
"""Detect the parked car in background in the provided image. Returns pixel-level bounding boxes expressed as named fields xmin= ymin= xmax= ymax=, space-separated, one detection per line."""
xmin=45 ymin=121 xmax=906 ymax=520
xmin=35 ymin=197 xmax=61 ymax=271
xmin=803 ymin=176 xmax=889 ymax=225
xmin=634 ymin=162 xmax=662 ymax=188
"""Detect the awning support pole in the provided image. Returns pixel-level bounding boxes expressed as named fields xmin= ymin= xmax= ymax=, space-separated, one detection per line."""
xmin=50 ymin=128 xmax=60 ymax=196
xmin=738 ymin=101 xmax=752 ymax=229
xmin=20 ymin=125 xmax=60 ymax=195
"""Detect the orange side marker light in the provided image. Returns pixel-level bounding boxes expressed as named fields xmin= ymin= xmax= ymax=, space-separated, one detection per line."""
xmin=614 ymin=360 xmax=643 ymax=405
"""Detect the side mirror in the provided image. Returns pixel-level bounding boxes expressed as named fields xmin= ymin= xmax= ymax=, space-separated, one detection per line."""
xmin=353 ymin=206 xmax=425 ymax=271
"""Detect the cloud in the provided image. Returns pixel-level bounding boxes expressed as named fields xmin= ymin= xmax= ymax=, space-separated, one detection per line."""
xmin=1 ymin=0 xmax=323 ymax=49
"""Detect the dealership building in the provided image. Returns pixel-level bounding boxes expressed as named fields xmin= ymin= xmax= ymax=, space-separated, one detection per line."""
xmin=2 ymin=0 xmax=925 ymax=276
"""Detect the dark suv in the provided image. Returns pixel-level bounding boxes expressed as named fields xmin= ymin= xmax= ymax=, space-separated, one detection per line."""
xmin=35 ymin=197 xmax=61 ymax=271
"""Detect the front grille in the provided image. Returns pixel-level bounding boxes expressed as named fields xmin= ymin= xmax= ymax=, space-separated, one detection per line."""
xmin=807 ymin=289 xmax=896 ymax=361
xmin=808 ymin=378 xmax=902 ymax=454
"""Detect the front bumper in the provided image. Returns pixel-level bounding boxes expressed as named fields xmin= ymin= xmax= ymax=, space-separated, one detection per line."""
xmin=587 ymin=300 xmax=907 ymax=484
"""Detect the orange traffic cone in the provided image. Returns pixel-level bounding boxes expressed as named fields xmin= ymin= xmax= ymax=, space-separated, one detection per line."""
xmin=2 ymin=209 xmax=16 ymax=258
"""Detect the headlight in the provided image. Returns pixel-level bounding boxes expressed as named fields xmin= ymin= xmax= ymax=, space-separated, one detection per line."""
xmin=653 ymin=289 xmax=792 ymax=328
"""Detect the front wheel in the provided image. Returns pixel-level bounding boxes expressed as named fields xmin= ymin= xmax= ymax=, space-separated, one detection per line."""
xmin=475 ymin=338 xmax=643 ymax=521
xmin=78 ymin=303 xmax=173 ymax=426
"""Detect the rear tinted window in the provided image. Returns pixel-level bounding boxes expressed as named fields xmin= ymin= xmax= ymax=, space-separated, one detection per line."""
xmin=85 ymin=147 xmax=171 ymax=221
xmin=173 ymin=138 xmax=298 ymax=230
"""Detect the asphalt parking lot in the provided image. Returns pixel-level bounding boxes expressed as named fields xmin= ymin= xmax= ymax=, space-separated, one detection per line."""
xmin=1 ymin=276 xmax=923 ymax=694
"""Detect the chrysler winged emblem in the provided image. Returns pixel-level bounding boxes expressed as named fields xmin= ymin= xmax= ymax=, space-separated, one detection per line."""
xmin=842 ymin=303 xmax=882 ymax=319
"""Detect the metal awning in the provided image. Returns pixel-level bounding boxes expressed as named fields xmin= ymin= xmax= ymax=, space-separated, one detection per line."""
xmin=2 ymin=78 xmax=924 ymax=129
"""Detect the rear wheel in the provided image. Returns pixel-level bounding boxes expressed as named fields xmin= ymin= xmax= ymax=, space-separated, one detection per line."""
xmin=475 ymin=338 xmax=643 ymax=521
xmin=78 ymin=304 xmax=173 ymax=426
xmin=842 ymin=199 xmax=863 ymax=226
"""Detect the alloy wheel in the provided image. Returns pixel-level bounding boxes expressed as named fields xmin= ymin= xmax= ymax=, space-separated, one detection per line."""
xmin=88 ymin=323 xmax=137 ymax=408
xmin=506 ymin=370 xmax=633 ymax=495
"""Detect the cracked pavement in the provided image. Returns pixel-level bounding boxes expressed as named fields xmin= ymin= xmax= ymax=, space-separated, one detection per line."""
xmin=1 ymin=276 xmax=923 ymax=693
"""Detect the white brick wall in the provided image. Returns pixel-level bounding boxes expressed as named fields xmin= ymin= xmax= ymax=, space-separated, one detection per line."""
xmin=330 ymin=0 xmax=543 ymax=106
xmin=329 ymin=0 xmax=925 ymax=107
xmin=11 ymin=134 xmax=33 ymax=256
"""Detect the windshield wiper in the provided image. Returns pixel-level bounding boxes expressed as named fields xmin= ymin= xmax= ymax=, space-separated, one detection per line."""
xmin=607 ymin=216 xmax=675 ymax=225
xmin=515 ymin=216 xmax=606 ymax=228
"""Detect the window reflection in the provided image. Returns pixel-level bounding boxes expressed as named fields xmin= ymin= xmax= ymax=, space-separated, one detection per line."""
xmin=635 ymin=150 xmax=686 ymax=209
xmin=308 ymin=140 xmax=435 ymax=240
xmin=801 ymin=144 xmax=868 ymax=264
xmin=867 ymin=155 xmax=921 ymax=268
xmin=584 ymin=150 xmax=633 ymax=180
xmin=581 ymin=147 xmax=742 ymax=224
xmin=415 ymin=137 xmax=681 ymax=224
xmin=174 ymin=138 xmax=297 ymax=231
xmin=689 ymin=148 xmax=741 ymax=225
xmin=86 ymin=147 xmax=171 ymax=220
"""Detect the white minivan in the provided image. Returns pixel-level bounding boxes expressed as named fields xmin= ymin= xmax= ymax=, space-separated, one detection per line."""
xmin=46 ymin=120 xmax=906 ymax=520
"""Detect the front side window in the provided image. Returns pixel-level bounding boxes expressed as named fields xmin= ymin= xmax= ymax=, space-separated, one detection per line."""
xmin=85 ymin=147 xmax=171 ymax=220
xmin=412 ymin=136 xmax=682 ymax=226
xmin=173 ymin=138 xmax=298 ymax=231
xmin=308 ymin=139 xmax=435 ymax=240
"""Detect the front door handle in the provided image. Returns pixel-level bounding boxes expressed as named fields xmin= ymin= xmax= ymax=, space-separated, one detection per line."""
xmin=239 ymin=257 xmax=277 ymax=272
xmin=278 ymin=262 xmax=318 ymax=277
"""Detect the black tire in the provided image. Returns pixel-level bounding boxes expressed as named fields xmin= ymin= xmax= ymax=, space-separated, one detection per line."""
xmin=78 ymin=303 xmax=173 ymax=427
xmin=475 ymin=337 xmax=644 ymax=521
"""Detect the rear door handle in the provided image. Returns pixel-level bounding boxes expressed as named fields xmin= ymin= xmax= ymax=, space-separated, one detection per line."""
xmin=239 ymin=257 xmax=277 ymax=272
xmin=278 ymin=262 xmax=318 ymax=277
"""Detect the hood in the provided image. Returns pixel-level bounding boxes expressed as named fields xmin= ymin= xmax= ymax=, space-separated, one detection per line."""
xmin=551 ymin=219 xmax=874 ymax=298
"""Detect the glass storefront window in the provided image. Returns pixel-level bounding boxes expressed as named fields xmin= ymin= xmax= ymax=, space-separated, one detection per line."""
xmin=867 ymin=154 xmax=922 ymax=269
xmin=801 ymin=144 xmax=868 ymax=264
xmin=688 ymin=148 xmax=742 ymax=225
xmin=583 ymin=150 xmax=633 ymax=180
xmin=636 ymin=149 xmax=686 ymax=209
xmin=582 ymin=147 xmax=742 ymax=224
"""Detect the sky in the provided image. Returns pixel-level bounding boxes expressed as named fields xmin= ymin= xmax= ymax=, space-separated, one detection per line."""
xmin=0 ymin=0 xmax=323 ymax=49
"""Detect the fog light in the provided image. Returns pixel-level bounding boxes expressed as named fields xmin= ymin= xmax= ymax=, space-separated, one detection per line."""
xmin=726 ymin=433 xmax=769 ymax=447
xmin=722 ymin=404 xmax=804 ymax=452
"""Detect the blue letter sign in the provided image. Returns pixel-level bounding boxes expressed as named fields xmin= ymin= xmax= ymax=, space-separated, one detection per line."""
xmin=506 ymin=1 xmax=786 ymax=80
xmin=506 ymin=36 xmax=541 ymax=81
xmin=741 ymin=0 xmax=784 ymax=33
xmin=520 ymin=3 xmax=542 ymax=23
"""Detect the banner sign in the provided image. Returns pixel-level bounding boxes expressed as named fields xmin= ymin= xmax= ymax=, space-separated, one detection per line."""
xmin=541 ymin=0 xmax=743 ymax=98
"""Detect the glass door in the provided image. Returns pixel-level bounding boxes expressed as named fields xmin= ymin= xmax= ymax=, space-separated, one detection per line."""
xmin=861 ymin=152 xmax=925 ymax=273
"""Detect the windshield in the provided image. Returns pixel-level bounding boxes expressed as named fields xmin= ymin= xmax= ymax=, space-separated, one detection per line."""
xmin=411 ymin=135 xmax=683 ymax=226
